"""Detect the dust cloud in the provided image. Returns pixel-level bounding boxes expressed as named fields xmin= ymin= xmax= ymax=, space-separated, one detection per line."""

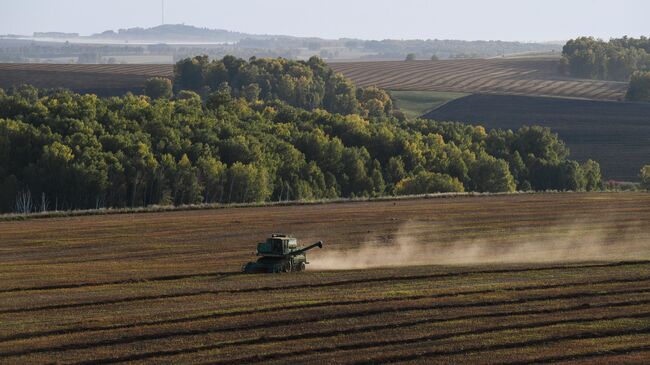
xmin=309 ymin=220 xmax=650 ymax=271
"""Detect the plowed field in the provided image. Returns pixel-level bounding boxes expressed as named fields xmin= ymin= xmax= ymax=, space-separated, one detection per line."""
xmin=423 ymin=94 xmax=650 ymax=182
xmin=2 ymin=193 xmax=650 ymax=364
xmin=0 ymin=63 xmax=173 ymax=96
xmin=330 ymin=59 xmax=627 ymax=101
xmin=0 ymin=58 xmax=628 ymax=100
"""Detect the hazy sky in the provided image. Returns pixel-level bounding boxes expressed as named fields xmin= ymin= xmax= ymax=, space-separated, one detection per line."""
xmin=1 ymin=0 xmax=648 ymax=42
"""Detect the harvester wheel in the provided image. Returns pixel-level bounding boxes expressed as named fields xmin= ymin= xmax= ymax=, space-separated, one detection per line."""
xmin=296 ymin=262 xmax=306 ymax=272
xmin=283 ymin=262 xmax=292 ymax=273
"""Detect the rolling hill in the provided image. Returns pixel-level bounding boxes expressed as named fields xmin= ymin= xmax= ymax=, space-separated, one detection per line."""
xmin=423 ymin=94 xmax=650 ymax=181
xmin=330 ymin=58 xmax=627 ymax=101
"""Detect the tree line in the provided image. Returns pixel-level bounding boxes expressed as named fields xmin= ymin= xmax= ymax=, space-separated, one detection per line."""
xmin=0 ymin=56 xmax=601 ymax=214
xmin=560 ymin=36 xmax=650 ymax=82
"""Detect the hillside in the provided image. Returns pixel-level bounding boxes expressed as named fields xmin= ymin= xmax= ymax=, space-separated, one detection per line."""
xmin=423 ymin=94 xmax=650 ymax=181
xmin=89 ymin=24 xmax=252 ymax=43
xmin=330 ymin=58 xmax=628 ymax=101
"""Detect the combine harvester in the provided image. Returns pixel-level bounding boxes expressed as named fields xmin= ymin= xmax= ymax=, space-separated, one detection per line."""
xmin=243 ymin=234 xmax=323 ymax=273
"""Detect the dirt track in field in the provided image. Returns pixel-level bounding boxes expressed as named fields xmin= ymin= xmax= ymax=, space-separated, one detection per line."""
xmin=1 ymin=193 xmax=650 ymax=364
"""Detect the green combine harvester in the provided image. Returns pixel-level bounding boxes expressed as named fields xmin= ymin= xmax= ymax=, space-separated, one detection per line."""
xmin=243 ymin=234 xmax=323 ymax=273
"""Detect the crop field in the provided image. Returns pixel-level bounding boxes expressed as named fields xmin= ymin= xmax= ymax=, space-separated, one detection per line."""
xmin=2 ymin=193 xmax=650 ymax=364
xmin=0 ymin=63 xmax=173 ymax=96
xmin=0 ymin=58 xmax=628 ymax=101
xmin=423 ymin=94 xmax=650 ymax=182
xmin=330 ymin=58 xmax=627 ymax=101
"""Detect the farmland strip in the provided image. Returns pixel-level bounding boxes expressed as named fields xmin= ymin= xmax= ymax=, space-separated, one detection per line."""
xmin=54 ymin=303 xmax=650 ymax=365
xmin=500 ymin=345 xmax=650 ymax=365
xmin=3 ymin=287 xmax=649 ymax=358
xmin=349 ymin=327 xmax=650 ymax=365
xmin=0 ymin=271 xmax=236 ymax=294
xmin=199 ymin=315 xmax=650 ymax=365
xmin=4 ymin=275 xmax=649 ymax=344
xmin=2 ymin=259 xmax=647 ymax=297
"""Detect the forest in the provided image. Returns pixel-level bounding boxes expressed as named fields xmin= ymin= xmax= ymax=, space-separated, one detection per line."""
xmin=0 ymin=56 xmax=601 ymax=213
xmin=560 ymin=36 xmax=650 ymax=81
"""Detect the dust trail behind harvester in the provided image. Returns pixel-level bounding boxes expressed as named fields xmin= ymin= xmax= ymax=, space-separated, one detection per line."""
xmin=309 ymin=220 xmax=650 ymax=271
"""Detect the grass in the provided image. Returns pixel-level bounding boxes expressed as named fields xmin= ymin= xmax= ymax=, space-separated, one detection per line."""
xmin=390 ymin=90 xmax=467 ymax=118
xmin=1 ymin=193 xmax=650 ymax=363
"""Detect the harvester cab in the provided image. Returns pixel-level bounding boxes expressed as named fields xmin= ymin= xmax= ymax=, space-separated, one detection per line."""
xmin=243 ymin=234 xmax=323 ymax=273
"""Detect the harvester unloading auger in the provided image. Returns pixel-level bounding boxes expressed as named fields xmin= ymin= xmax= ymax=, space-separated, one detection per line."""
xmin=243 ymin=234 xmax=323 ymax=273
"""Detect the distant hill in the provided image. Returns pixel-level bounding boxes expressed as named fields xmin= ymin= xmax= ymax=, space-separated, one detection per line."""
xmin=89 ymin=24 xmax=253 ymax=43
xmin=1 ymin=24 xmax=562 ymax=62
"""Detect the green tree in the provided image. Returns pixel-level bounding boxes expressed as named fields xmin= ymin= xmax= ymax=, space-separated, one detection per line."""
xmin=512 ymin=126 xmax=569 ymax=163
xmin=197 ymin=156 xmax=227 ymax=203
xmin=582 ymin=159 xmax=602 ymax=191
xmin=405 ymin=53 xmax=416 ymax=61
xmin=640 ymin=165 xmax=650 ymax=190
xmin=175 ymin=154 xmax=202 ymax=205
xmin=369 ymin=159 xmax=385 ymax=196
xmin=174 ymin=55 xmax=208 ymax=91
xmin=394 ymin=171 xmax=464 ymax=195
xmin=558 ymin=160 xmax=586 ymax=191
xmin=144 ymin=77 xmax=173 ymax=99
xmin=123 ymin=142 xmax=158 ymax=207
xmin=324 ymin=73 xmax=360 ymax=115
xmin=225 ymin=163 xmax=270 ymax=203
xmin=626 ymin=71 xmax=650 ymax=102
xmin=469 ymin=153 xmax=516 ymax=193
xmin=243 ymin=83 xmax=261 ymax=103
xmin=561 ymin=37 xmax=650 ymax=81
xmin=386 ymin=156 xmax=406 ymax=185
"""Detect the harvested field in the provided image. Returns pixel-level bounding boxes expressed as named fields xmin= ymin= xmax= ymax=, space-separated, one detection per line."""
xmin=423 ymin=94 xmax=650 ymax=182
xmin=0 ymin=63 xmax=173 ymax=96
xmin=0 ymin=58 xmax=627 ymax=101
xmin=330 ymin=58 xmax=627 ymax=101
xmin=1 ymin=193 xmax=650 ymax=364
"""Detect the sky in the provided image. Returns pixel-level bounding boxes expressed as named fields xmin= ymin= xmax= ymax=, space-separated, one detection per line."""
xmin=1 ymin=0 xmax=648 ymax=42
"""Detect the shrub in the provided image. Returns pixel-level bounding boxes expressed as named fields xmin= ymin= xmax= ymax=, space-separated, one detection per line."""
xmin=394 ymin=171 xmax=465 ymax=195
